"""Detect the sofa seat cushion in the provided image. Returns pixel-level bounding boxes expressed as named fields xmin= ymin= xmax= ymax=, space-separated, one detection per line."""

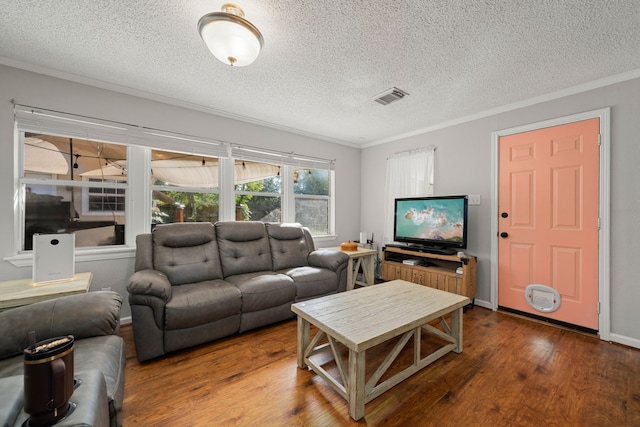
xmin=0 ymin=337 xmax=124 ymax=387
xmin=281 ymin=266 xmax=338 ymax=300
xmin=74 ymin=335 xmax=125 ymax=425
xmin=165 ymin=280 xmax=242 ymax=330
xmin=12 ymin=369 xmax=110 ymax=427
xmin=224 ymin=273 xmax=295 ymax=313
xmin=0 ymin=335 xmax=124 ymax=427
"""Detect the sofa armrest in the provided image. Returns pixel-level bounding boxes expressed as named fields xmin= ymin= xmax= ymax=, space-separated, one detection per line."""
xmin=126 ymin=269 xmax=172 ymax=302
xmin=0 ymin=291 xmax=122 ymax=360
xmin=308 ymin=249 xmax=349 ymax=272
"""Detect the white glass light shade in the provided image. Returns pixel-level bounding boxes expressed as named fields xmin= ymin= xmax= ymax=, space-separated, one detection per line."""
xmin=198 ymin=9 xmax=264 ymax=67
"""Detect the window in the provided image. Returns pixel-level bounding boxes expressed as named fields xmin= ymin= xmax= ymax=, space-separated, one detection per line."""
xmin=294 ymin=168 xmax=331 ymax=234
xmin=14 ymin=105 xmax=336 ymax=258
xmin=383 ymin=146 xmax=435 ymax=244
xmin=231 ymin=163 xmax=334 ymax=234
xmin=21 ymin=134 xmax=127 ymax=250
xmin=234 ymin=160 xmax=282 ymax=221
xmin=151 ymin=150 xmax=220 ymax=225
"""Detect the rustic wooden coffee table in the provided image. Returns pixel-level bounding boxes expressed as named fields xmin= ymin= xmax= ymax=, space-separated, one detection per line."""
xmin=291 ymin=279 xmax=470 ymax=420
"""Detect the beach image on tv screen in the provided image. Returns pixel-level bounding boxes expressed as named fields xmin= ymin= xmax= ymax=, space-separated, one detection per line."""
xmin=396 ymin=198 xmax=465 ymax=243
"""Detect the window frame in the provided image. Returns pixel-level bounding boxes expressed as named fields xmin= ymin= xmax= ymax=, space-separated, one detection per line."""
xmin=9 ymin=107 xmax=336 ymax=266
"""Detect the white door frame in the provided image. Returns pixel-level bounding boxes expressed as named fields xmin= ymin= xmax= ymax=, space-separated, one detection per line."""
xmin=490 ymin=108 xmax=611 ymax=341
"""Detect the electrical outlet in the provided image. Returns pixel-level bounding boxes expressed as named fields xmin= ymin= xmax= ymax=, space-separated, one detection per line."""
xmin=468 ymin=194 xmax=481 ymax=205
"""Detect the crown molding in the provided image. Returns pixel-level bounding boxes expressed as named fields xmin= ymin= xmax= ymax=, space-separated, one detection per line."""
xmin=3 ymin=56 xmax=639 ymax=151
xmin=363 ymin=68 xmax=640 ymax=148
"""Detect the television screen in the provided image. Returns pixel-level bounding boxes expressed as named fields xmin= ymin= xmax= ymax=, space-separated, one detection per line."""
xmin=393 ymin=195 xmax=468 ymax=252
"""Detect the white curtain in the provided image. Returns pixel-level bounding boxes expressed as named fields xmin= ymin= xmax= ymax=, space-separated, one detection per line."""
xmin=382 ymin=146 xmax=436 ymax=244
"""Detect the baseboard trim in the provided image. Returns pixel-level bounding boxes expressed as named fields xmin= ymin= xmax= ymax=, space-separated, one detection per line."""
xmin=118 ymin=306 xmax=640 ymax=349
xmin=609 ymin=333 xmax=640 ymax=350
xmin=473 ymin=298 xmax=492 ymax=310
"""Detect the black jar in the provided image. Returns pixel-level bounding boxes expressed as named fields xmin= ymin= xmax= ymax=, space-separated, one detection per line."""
xmin=23 ymin=335 xmax=75 ymax=426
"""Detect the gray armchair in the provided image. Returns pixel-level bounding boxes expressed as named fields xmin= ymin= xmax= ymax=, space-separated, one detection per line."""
xmin=0 ymin=291 xmax=125 ymax=427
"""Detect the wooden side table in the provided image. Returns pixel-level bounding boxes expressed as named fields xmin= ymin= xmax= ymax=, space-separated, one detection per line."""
xmin=0 ymin=272 xmax=93 ymax=311
xmin=327 ymin=246 xmax=378 ymax=290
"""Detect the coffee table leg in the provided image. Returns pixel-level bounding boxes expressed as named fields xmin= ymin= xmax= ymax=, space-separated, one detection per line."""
xmin=451 ymin=307 xmax=463 ymax=353
xmin=346 ymin=258 xmax=355 ymax=290
xmin=364 ymin=254 xmax=375 ymax=285
xmin=297 ymin=316 xmax=310 ymax=368
xmin=348 ymin=349 xmax=366 ymax=420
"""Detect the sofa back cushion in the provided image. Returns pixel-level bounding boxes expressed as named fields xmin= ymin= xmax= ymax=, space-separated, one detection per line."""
xmin=266 ymin=223 xmax=310 ymax=270
xmin=134 ymin=233 xmax=153 ymax=272
xmin=0 ymin=291 xmax=122 ymax=360
xmin=215 ymin=221 xmax=273 ymax=277
xmin=302 ymin=227 xmax=316 ymax=252
xmin=152 ymin=222 xmax=223 ymax=285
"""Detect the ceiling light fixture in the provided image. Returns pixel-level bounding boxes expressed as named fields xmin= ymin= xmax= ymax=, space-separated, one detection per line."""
xmin=198 ymin=3 xmax=264 ymax=67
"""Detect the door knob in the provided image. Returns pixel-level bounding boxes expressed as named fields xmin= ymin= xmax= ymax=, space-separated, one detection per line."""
xmin=500 ymin=232 xmax=509 ymax=238
xmin=501 ymin=212 xmax=509 ymax=218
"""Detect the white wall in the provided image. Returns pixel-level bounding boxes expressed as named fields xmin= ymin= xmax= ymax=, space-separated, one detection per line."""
xmin=0 ymin=64 xmax=361 ymax=319
xmin=361 ymin=77 xmax=640 ymax=346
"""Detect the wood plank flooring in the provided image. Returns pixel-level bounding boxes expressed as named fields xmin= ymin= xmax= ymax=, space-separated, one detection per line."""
xmin=121 ymin=307 xmax=640 ymax=426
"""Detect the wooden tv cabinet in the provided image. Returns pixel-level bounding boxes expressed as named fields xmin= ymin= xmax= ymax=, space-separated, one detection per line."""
xmin=381 ymin=246 xmax=476 ymax=304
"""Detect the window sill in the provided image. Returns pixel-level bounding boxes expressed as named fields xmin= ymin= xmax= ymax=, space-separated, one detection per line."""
xmin=312 ymin=234 xmax=338 ymax=243
xmin=4 ymin=246 xmax=137 ymax=268
xmin=5 ymin=235 xmax=337 ymax=267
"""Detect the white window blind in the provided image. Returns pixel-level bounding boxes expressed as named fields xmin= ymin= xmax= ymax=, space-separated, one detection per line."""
xmin=231 ymin=146 xmax=335 ymax=170
xmin=14 ymin=105 xmax=229 ymax=159
xmin=15 ymin=105 xmax=336 ymax=168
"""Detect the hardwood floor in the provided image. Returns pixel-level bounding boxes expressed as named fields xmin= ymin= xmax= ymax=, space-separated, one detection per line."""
xmin=121 ymin=307 xmax=640 ymax=426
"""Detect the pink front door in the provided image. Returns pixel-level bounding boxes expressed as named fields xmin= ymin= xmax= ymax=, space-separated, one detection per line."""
xmin=498 ymin=118 xmax=600 ymax=330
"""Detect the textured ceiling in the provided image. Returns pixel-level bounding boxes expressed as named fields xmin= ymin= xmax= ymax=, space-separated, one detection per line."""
xmin=1 ymin=1 xmax=639 ymax=146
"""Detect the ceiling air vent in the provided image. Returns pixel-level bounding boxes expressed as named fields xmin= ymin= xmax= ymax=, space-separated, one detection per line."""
xmin=373 ymin=87 xmax=409 ymax=105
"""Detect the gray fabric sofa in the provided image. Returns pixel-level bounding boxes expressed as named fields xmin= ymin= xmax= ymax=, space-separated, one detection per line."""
xmin=0 ymin=291 xmax=125 ymax=427
xmin=127 ymin=221 xmax=349 ymax=362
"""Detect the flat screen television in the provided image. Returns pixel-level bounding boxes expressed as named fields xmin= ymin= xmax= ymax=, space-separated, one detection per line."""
xmin=393 ymin=195 xmax=468 ymax=254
